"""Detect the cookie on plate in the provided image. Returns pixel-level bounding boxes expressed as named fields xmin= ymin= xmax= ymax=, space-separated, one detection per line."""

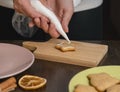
xmin=106 ymin=84 xmax=120 ymax=92
xmin=74 ymin=84 xmax=98 ymax=92
xmin=87 ymin=72 xmax=120 ymax=92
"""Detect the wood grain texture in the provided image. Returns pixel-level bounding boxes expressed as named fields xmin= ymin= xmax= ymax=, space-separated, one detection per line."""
xmin=23 ymin=39 xmax=108 ymax=67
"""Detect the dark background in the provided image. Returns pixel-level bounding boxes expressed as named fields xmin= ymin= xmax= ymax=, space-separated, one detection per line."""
xmin=103 ymin=0 xmax=120 ymax=39
xmin=0 ymin=0 xmax=119 ymax=40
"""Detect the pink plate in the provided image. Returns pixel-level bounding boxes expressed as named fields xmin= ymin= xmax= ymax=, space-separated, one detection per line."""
xmin=0 ymin=43 xmax=34 ymax=79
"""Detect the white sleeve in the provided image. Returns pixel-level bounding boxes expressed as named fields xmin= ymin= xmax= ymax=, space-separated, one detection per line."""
xmin=73 ymin=0 xmax=81 ymax=7
xmin=74 ymin=0 xmax=103 ymax=12
xmin=0 ymin=0 xmax=14 ymax=9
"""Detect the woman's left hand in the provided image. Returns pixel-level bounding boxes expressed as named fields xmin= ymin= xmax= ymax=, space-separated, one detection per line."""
xmin=55 ymin=0 xmax=74 ymax=33
xmin=46 ymin=0 xmax=74 ymax=38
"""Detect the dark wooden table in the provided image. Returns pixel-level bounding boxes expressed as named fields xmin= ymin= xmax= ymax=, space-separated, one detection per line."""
xmin=0 ymin=40 xmax=120 ymax=92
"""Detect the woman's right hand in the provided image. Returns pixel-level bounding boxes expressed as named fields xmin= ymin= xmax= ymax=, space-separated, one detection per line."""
xmin=13 ymin=0 xmax=50 ymax=34
xmin=13 ymin=0 xmax=61 ymax=38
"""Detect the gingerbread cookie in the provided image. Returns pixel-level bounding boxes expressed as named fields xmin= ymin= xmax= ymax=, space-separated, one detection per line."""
xmin=107 ymin=84 xmax=120 ymax=92
xmin=74 ymin=84 xmax=98 ymax=92
xmin=87 ymin=72 xmax=120 ymax=92
xmin=55 ymin=42 xmax=75 ymax=52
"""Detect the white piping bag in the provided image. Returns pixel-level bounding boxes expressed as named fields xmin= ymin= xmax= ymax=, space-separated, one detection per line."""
xmin=30 ymin=0 xmax=71 ymax=43
xmin=0 ymin=0 xmax=82 ymax=43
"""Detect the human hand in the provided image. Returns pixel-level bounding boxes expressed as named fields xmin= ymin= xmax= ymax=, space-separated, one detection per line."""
xmin=44 ymin=0 xmax=74 ymax=38
xmin=55 ymin=0 xmax=74 ymax=33
xmin=13 ymin=0 xmax=50 ymax=34
xmin=13 ymin=0 xmax=74 ymax=38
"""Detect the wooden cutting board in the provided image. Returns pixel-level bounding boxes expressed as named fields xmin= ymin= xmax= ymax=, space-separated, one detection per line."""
xmin=23 ymin=39 xmax=108 ymax=67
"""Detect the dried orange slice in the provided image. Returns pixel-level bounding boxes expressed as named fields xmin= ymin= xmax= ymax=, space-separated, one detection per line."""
xmin=18 ymin=75 xmax=47 ymax=90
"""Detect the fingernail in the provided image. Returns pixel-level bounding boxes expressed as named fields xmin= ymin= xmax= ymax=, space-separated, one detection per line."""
xmin=29 ymin=22 xmax=34 ymax=28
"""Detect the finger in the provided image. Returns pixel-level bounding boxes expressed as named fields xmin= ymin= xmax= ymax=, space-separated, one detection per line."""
xmin=28 ymin=21 xmax=35 ymax=27
xmin=20 ymin=0 xmax=42 ymax=18
xmin=13 ymin=0 xmax=23 ymax=13
xmin=23 ymin=7 xmax=41 ymax=18
xmin=48 ymin=23 xmax=60 ymax=38
xmin=33 ymin=17 xmax=41 ymax=28
xmin=14 ymin=4 xmax=24 ymax=14
xmin=40 ymin=17 xmax=49 ymax=33
xmin=56 ymin=9 xmax=63 ymax=22
xmin=62 ymin=10 xmax=73 ymax=33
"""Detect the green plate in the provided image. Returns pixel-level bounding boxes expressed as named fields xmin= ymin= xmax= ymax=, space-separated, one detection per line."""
xmin=68 ymin=66 xmax=120 ymax=92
